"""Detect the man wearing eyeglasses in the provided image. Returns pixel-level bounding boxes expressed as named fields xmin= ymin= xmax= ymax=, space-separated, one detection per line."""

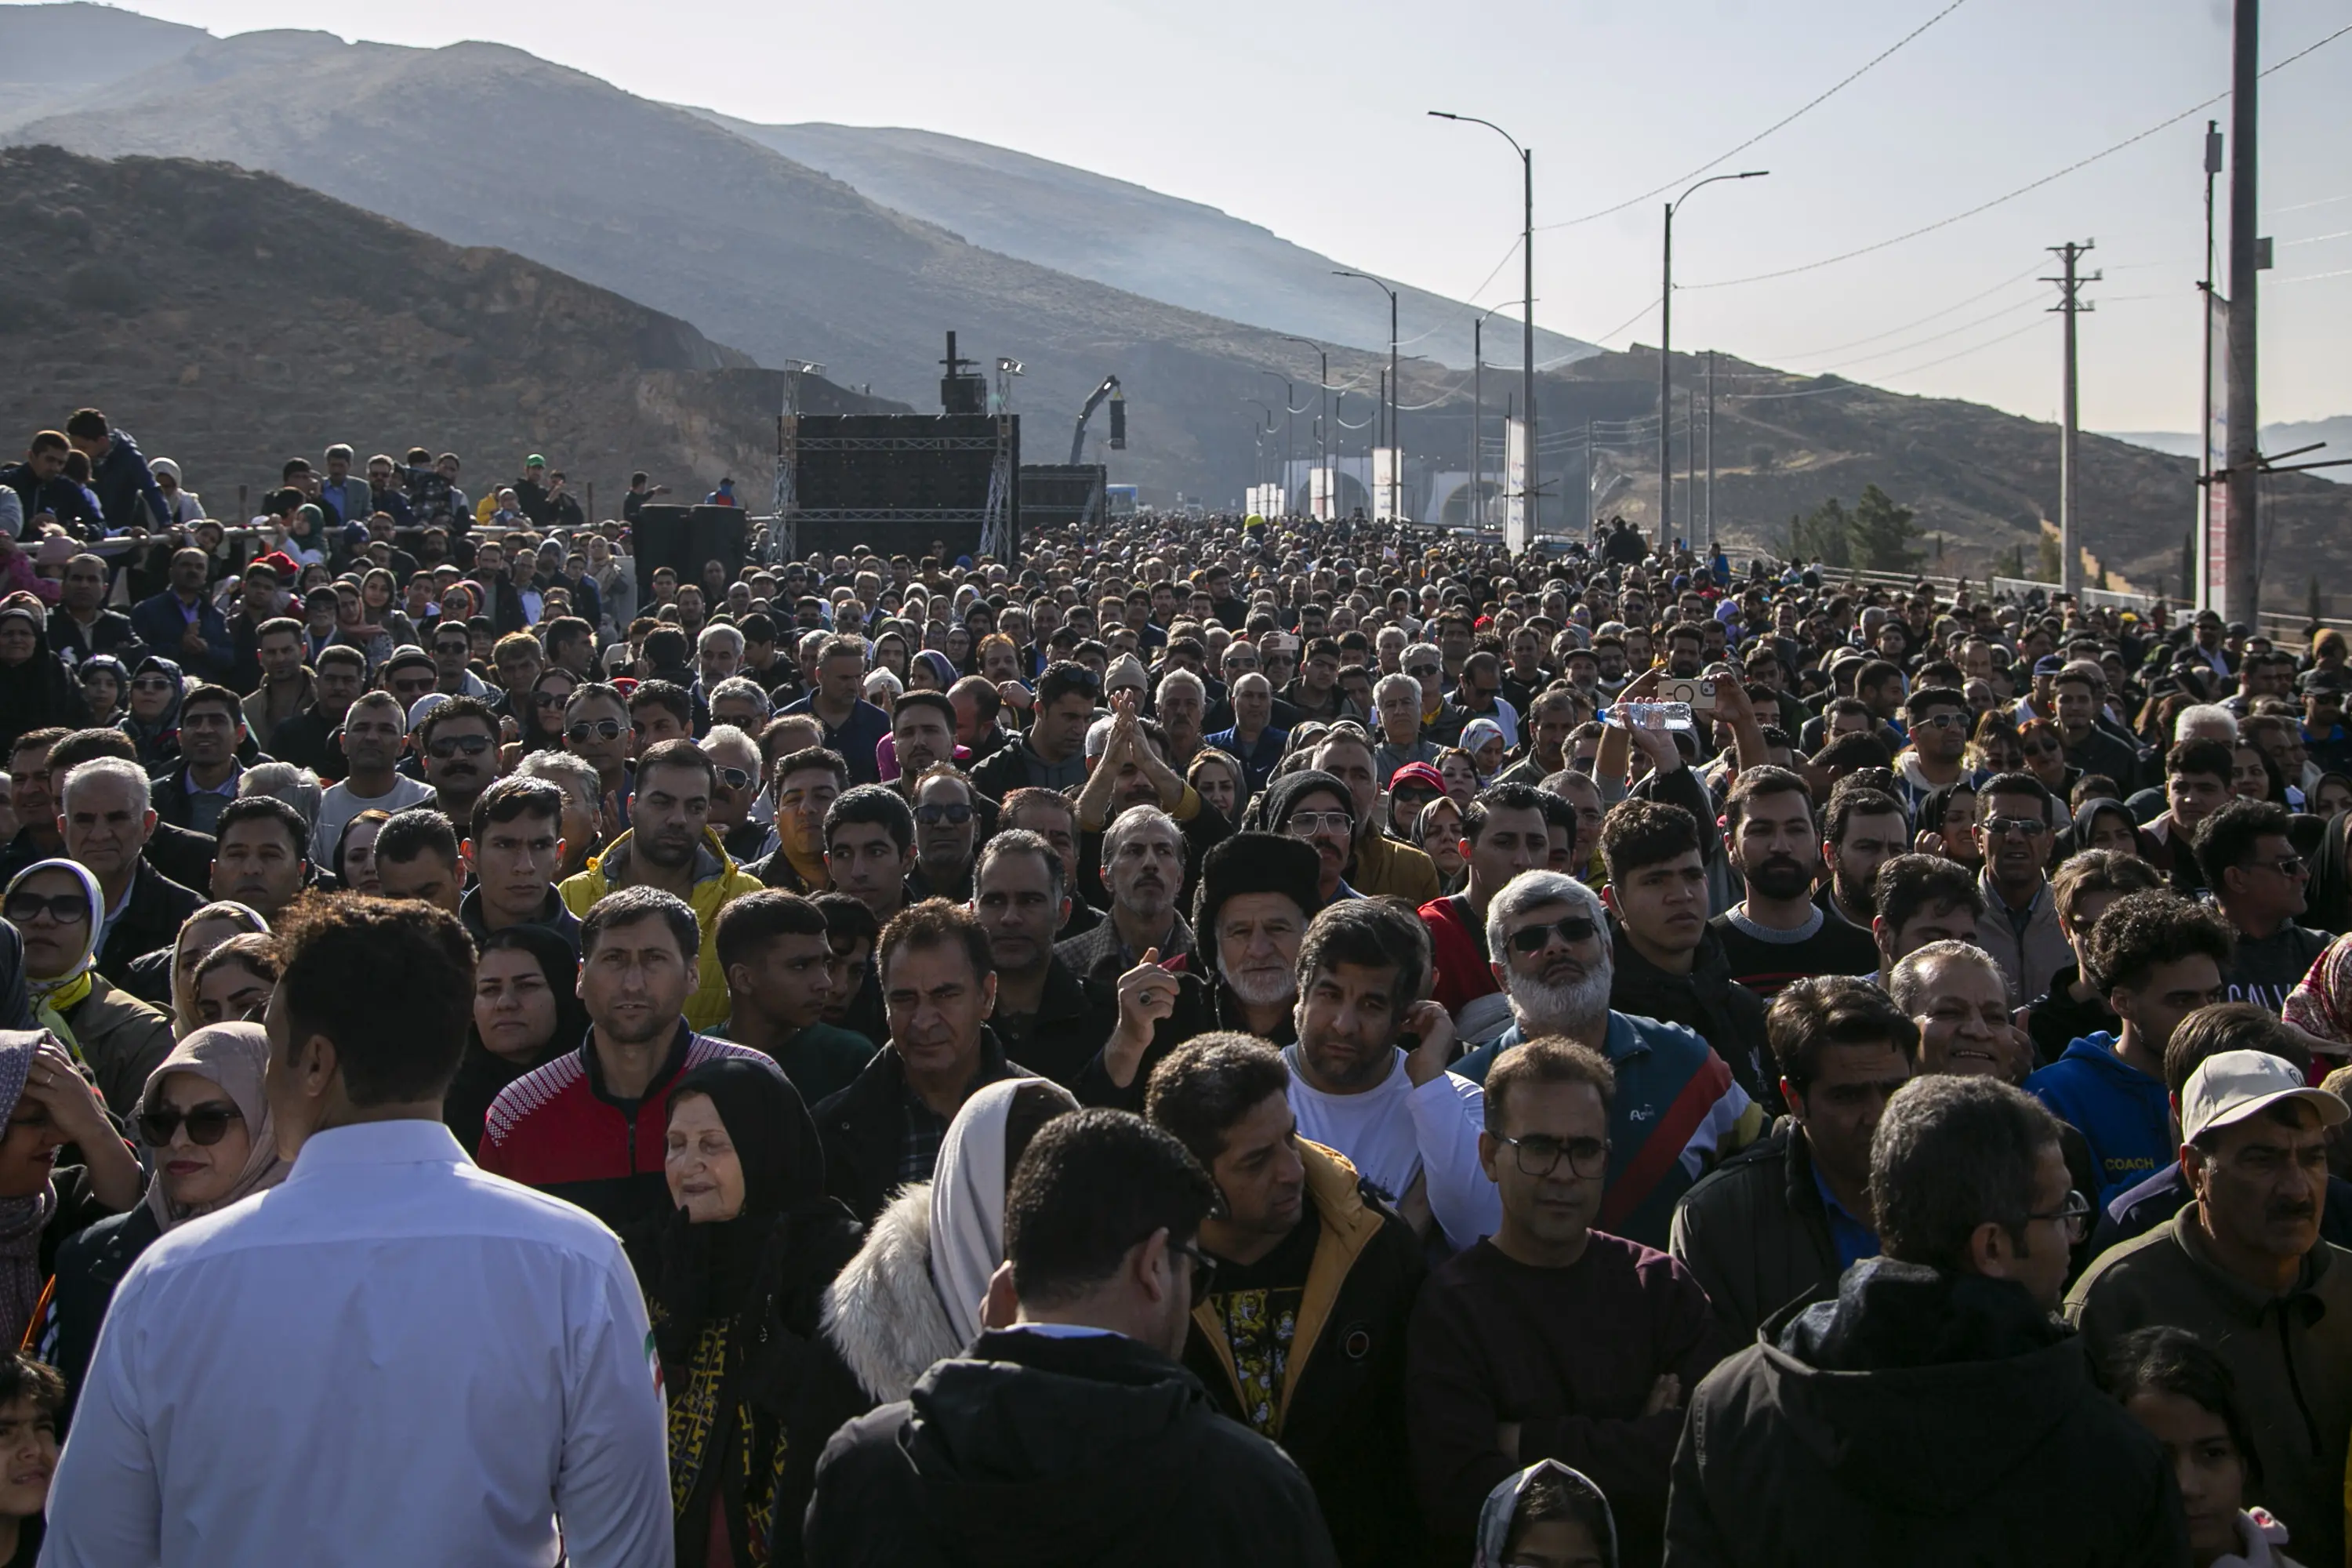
xmin=1671 ymin=1076 xmax=2177 ymax=1566
xmin=1403 ymin=641 xmax=1471 ymax=749
xmin=1969 ymin=771 xmax=2073 ymax=1006
xmin=2071 ymin=1049 xmax=2352 ymax=1567
xmin=1454 ymin=870 xmax=1762 ymax=1253
xmin=1410 ymin=1034 xmax=1722 ymax=1568
xmin=2195 ymin=798 xmax=2334 ymax=1017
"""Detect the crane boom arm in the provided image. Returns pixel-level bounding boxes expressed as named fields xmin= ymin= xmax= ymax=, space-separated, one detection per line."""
xmin=1071 ymin=376 xmax=1121 ymax=465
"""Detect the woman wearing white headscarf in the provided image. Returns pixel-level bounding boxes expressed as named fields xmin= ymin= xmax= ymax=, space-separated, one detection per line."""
xmin=2 ymin=861 xmax=172 ymax=1118
xmin=43 ymin=1024 xmax=286 ymax=1420
xmin=818 ymin=1076 xmax=1077 ymax=1403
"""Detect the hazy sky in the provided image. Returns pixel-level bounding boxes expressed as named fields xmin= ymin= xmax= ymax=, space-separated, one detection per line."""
xmin=103 ymin=0 xmax=2351 ymax=430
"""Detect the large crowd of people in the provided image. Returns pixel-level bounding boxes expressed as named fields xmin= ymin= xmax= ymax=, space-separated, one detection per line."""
xmin=0 ymin=410 xmax=2347 ymax=1565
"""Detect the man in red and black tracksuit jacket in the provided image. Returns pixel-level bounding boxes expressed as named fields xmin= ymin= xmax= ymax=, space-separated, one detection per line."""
xmin=479 ymin=1018 xmax=773 ymax=1232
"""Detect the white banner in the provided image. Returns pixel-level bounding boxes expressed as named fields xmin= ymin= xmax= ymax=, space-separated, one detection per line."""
xmin=1309 ymin=466 xmax=1334 ymax=521
xmin=1504 ymin=419 xmax=1529 ymax=554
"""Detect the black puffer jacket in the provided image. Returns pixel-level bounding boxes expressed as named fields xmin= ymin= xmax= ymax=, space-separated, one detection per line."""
xmin=1664 ymin=1258 xmax=2190 ymax=1566
xmin=806 ymin=1328 xmax=1338 ymax=1568
xmin=1668 ymin=1120 xmax=1839 ymax=1346
xmin=1607 ymin=918 xmax=1776 ymax=1113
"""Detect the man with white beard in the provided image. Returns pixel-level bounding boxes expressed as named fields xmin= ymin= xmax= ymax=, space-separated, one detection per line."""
xmin=1453 ymin=870 xmax=1765 ymax=1249
xmin=1280 ymin=898 xmax=1498 ymax=1250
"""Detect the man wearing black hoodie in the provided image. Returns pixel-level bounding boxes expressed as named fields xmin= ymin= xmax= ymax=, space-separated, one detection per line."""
xmin=1664 ymin=1073 xmax=2188 ymax=1564
xmin=804 ymin=1108 xmax=1338 ymax=1567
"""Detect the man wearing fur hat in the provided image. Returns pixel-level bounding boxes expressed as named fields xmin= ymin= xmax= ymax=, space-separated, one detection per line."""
xmin=1083 ymin=831 xmax=1322 ymax=1112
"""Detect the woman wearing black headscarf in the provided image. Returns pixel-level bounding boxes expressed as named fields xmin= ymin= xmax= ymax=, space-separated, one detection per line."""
xmin=444 ymin=925 xmax=589 ymax=1157
xmin=640 ymin=1055 xmax=862 ymax=1568
xmin=0 ymin=606 xmax=85 ymax=758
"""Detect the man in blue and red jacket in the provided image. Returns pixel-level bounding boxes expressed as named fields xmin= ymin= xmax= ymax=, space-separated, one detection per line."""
xmin=480 ymin=884 xmax=774 ymax=1232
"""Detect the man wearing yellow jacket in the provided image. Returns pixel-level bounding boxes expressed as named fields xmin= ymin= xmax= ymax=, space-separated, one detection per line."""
xmin=1148 ymin=1033 xmax=1426 ymax=1568
xmin=559 ymin=739 xmax=761 ymax=1032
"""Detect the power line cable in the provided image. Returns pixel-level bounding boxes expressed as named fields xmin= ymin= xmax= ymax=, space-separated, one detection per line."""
xmin=1536 ymin=0 xmax=1973 ymax=233
xmin=1683 ymin=20 xmax=2352 ymax=291
xmin=1726 ymin=314 xmax=2053 ymax=399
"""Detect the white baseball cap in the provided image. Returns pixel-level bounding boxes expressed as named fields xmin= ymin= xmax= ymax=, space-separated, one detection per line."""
xmin=2181 ymin=1050 xmax=2349 ymax=1144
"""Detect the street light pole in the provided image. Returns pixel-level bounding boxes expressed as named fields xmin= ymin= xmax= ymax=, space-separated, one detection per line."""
xmin=1334 ymin=270 xmax=1402 ymax=517
xmin=1431 ymin=111 xmax=1537 ymax=536
xmin=1260 ymin=369 xmax=1295 ymax=515
xmin=1660 ymin=170 xmax=1768 ymax=554
xmin=1472 ymin=298 xmax=1530 ymax=531
xmin=1282 ymin=336 xmax=1328 ymax=519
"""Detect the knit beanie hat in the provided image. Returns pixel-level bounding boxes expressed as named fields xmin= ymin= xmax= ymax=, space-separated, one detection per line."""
xmin=1192 ymin=832 xmax=1323 ymax=938
xmin=1254 ymin=768 xmax=1355 ymax=835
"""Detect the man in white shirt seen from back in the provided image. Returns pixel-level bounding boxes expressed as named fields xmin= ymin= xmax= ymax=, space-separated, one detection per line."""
xmin=42 ymin=894 xmax=672 ymax=1568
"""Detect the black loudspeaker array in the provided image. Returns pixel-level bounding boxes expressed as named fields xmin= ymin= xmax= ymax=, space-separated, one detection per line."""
xmin=632 ymin=504 xmax=748 ymax=601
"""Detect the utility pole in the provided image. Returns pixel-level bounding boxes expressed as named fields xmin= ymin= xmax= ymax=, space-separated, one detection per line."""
xmin=1658 ymin=171 xmax=1768 ymax=554
xmin=1704 ymin=350 xmax=1717 ymax=552
xmin=2223 ymin=0 xmax=2261 ymax=625
xmin=1283 ymin=337 xmax=1327 ymax=520
xmin=2046 ymin=240 xmax=2100 ymax=595
xmin=1584 ymin=419 xmax=1594 ymax=538
xmin=2197 ymin=119 xmax=2222 ymax=608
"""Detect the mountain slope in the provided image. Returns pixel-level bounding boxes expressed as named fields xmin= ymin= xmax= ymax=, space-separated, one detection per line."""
xmin=2103 ymin=418 xmax=2352 ymax=484
xmin=0 ymin=143 xmax=895 ymax=513
xmin=2 ymin=24 xmax=1414 ymax=499
xmin=690 ymin=114 xmax=1592 ymax=374
xmin=0 ymin=3 xmax=206 ymax=130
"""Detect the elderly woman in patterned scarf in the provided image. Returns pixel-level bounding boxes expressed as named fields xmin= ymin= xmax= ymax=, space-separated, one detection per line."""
xmin=633 ymin=1055 xmax=861 ymax=1568
xmin=3 ymin=861 xmax=171 ymax=1119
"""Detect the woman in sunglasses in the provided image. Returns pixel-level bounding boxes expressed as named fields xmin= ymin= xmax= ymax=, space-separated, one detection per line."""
xmin=2016 ymin=717 xmax=2078 ymax=800
xmin=46 ymin=1022 xmax=286 ymax=1420
xmin=116 ymin=654 xmax=183 ymax=771
xmin=3 ymin=861 xmax=172 ymax=1120
xmin=504 ymin=668 xmax=578 ymax=769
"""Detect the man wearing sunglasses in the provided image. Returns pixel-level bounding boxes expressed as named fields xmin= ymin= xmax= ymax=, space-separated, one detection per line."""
xmin=1969 ymin=771 xmax=2072 ymax=1007
xmin=1894 ymin=685 xmax=1971 ymax=811
xmin=416 ymin=696 xmax=501 ymax=828
xmin=2194 ymin=798 xmax=2331 ymax=1017
xmin=1455 ymin=870 xmax=1762 ymax=1252
xmin=698 ymin=724 xmax=770 ymax=866
xmin=1412 ymin=1035 xmax=1722 ymax=1567
xmin=906 ymin=765 xmax=982 ymax=903
xmin=558 ymin=684 xmax=634 ymax=826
